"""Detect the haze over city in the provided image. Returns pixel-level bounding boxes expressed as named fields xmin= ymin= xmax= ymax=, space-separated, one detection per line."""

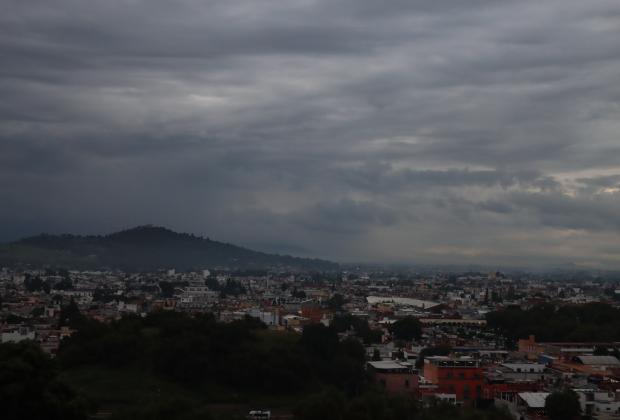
xmin=2 ymin=0 xmax=620 ymax=268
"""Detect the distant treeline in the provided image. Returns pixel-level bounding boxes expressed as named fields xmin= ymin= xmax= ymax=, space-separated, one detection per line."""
xmin=486 ymin=302 xmax=620 ymax=342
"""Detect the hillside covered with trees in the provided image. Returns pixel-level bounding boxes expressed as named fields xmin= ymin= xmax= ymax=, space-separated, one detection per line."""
xmin=0 ymin=225 xmax=337 ymax=271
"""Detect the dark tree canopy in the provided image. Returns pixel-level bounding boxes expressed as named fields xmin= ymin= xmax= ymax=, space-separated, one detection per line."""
xmin=486 ymin=302 xmax=620 ymax=342
xmin=57 ymin=312 xmax=366 ymax=396
xmin=327 ymin=293 xmax=347 ymax=311
xmin=545 ymin=390 xmax=581 ymax=420
xmin=58 ymin=299 xmax=86 ymax=328
xmin=24 ymin=275 xmax=44 ymax=292
xmin=300 ymin=324 xmax=341 ymax=361
xmin=331 ymin=314 xmax=382 ymax=344
xmin=390 ymin=317 xmax=422 ymax=342
xmin=0 ymin=341 xmax=87 ymax=420
xmin=295 ymin=389 xmax=513 ymax=420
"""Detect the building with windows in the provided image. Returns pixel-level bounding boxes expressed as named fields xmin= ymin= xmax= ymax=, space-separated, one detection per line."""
xmin=422 ymin=356 xmax=484 ymax=405
xmin=367 ymin=360 xmax=418 ymax=394
xmin=1 ymin=325 xmax=35 ymax=343
xmin=574 ymin=389 xmax=620 ymax=418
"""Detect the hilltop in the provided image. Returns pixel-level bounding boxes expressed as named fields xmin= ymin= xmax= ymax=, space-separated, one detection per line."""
xmin=0 ymin=225 xmax=337 ymax=271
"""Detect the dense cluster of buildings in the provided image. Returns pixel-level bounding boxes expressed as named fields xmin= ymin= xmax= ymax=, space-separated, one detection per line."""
xmin=2 ymin=266 xmax=620 ymax=418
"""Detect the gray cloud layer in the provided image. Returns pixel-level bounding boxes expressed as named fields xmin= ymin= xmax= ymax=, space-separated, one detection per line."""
xmin=2 ymin=0 xmax=620 ymax=268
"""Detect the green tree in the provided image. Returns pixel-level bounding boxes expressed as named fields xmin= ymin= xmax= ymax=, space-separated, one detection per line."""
xmin=301 ymin=324 xmax=339 ymax=360
xmin=487 ymin=302 xmax=620 ymax=343
xmin=42 ymin=280 xmax=52 ymax=294
xmin=594 ymin=345 xmax=610 ymax=355
xmin=111 ymin=399 xmax=216 ymax=420
xmin=292 ymin=288 xmax=306 ymax=299
xmin=24 ymin=276 xmax=44 ymax=292
xmin=331 ymin=314 xmax=382 ymax=344
xmin=0 ymin=341 xmax=88 ymax=420
xmin=205 ymin=277 xmax=220 ymax=291
xmin=390 ymin=317 xmax=422 ymax=342
xmin=295 ymin=388 xmax=346 ymax=420
xmin=545 ymin=390 xmax=581 ymax=420
xmin=31 ymin=306 xmax=45 ymax=317
xmin=222 ymin=279 xmax=246 ymax=296
xmin=59 ymin=299 xmax=85 ymax=327
xmin=53 ymin=278 xmax=74 ymax=290
xmin=327 ymin=294 xmax=346 ymax=311
xmin=93 ymin=287 xmax=115 ymax=303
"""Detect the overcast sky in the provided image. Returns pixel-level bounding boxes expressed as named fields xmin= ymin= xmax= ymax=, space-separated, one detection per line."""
xmin=2 ymin=0 xmax=620 ymax=268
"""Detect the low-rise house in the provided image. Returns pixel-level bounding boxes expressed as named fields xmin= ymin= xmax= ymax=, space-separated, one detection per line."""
xmin=496 ymin=363 xmax=547 ymax=381
xmin=1 ymin=325 xmax=35 ymax=343
xmin=574 ymin=389 xmax=620 ymax=418
xmin=367 ymin=360 xmax=418 ymax=394
xmin=512 ymin=392 xmax=549 ymax=419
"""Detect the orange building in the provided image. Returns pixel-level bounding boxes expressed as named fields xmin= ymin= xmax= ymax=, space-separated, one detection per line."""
xmin=422 ymin=356 xmax=484 ymax=405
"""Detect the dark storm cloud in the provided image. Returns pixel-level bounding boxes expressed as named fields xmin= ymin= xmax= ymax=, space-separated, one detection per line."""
xmin=2 ymin=0 xmax=620 ymax=267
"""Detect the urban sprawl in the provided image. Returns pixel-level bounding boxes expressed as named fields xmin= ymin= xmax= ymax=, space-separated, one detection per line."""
xmin=2 ymin=267 xmax=620 ymax=419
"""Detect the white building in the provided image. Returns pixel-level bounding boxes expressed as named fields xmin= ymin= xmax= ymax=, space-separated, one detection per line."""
xmin=61 ymin=290 xmax=94 ymax=305
xmin=177 ymin=286 xmax=219 ymax=309
xmin=1 ymin=326 xmax=35 ymax=343
xmin=574 ymin=389 xmax=620 ymax=419
xmin=247 ymin=308 xmax=280 ymax=326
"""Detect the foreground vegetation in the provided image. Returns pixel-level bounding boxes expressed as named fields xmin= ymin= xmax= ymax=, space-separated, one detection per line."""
xmin=1 ymin=310 xmax=514 ymax=420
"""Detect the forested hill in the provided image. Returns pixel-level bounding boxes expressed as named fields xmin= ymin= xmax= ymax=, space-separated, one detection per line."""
xmin=0 ymin=225 xmax=337 ymax=271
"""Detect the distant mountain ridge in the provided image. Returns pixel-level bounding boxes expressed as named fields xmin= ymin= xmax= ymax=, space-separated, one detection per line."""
xmin=0 ymin=225 xmax=337 ymax=271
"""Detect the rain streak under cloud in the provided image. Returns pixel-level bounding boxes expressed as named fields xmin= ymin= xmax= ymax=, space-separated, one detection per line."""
xmin=2 ymin=0 xmax=620 ymax=268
